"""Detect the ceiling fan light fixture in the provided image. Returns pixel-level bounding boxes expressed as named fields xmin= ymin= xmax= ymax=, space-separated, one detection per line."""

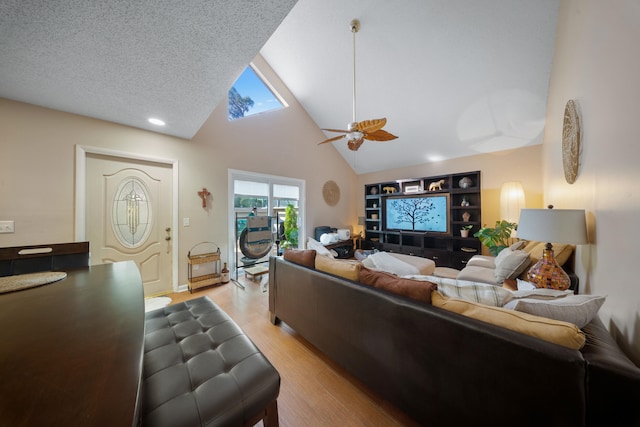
xmin=316 ymin=19 xmax=397 ymax=152
xmin=350 ymin=19 xmax=360 ymax=33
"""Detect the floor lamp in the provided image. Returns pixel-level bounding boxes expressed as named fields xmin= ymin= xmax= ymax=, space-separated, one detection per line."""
xmin=500 ymin=181 xmax=525 ymax=244
xmin=516 ymin=206 xmax=588 ymax=290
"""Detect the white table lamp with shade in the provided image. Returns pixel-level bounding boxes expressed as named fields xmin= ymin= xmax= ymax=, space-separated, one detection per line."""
xmin=516 ymin=205 xmax=588 ymax=290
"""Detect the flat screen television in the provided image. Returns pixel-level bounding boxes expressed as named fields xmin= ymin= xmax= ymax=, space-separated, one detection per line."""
xmin=383 ymin=193 xmax=450 ymax=233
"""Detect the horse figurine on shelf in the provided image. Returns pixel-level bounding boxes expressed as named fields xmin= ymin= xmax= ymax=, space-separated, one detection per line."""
xmin=428 ymin=179 xmax=445 ymax=191
xmin=382 ymin=186 xmax=396 ymax=194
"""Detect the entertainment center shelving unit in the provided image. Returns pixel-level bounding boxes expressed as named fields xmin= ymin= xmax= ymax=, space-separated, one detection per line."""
xmin=364 ymin=170 xmax=481 ymax=269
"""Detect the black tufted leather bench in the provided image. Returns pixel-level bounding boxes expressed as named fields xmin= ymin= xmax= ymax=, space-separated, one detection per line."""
xmin=141 ymin=296 xmax=280 ymax=427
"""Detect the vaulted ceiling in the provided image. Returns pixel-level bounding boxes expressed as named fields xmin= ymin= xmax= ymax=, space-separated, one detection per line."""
xmin=0 ymin=0 xmax=559 ymax=174
xmin=0 ymin=0 xmax=297 ymax=139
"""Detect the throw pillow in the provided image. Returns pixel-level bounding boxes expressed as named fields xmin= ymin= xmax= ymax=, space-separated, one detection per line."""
xmin=494 ymin=246 xmax=512 ymax=266
xmin=408 ymin=275 xmax=513 ymax=306
xmin=306 ymin=237 xmax=335 ymax=258
xmin=493 ymin=248 xmax=530 ymax=283
xmin=456 ymin=266 xmax=499 ymax=285
xmin=315 ymin=256 xmax=361 ymax=281
xmin=505 ymin=294 xmax=606 ymax=329
xmin=359 ymin=267 xmax=436 ymax=304
xmin=509 ymin=240 xmax=527 ymax=251
xmin=464 ymin=255 xmax=496 ymax=269
xmin=431 ymin=291 xmax=586 ymax=350
xmin=361 ymin=252 xmax=421 ymax=276
xmin=283 ymin=249 xmax=316 ymax=268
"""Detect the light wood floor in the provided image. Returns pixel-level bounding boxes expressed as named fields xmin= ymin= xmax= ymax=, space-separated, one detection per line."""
xmin=165 ymin=276 xmax=420 ymax=427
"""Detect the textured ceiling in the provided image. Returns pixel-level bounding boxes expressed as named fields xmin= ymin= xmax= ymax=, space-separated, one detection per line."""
xmin=0 ymin=0 xmax=297 ymax=139
xmin=0 ymin=0 xmax=559 ymax=174
xmin=261 ymin=0 xmax=560 ymax=173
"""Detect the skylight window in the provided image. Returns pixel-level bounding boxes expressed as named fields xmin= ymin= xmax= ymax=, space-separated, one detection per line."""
xmin=228 ymin=64 xmax=286 ymax=121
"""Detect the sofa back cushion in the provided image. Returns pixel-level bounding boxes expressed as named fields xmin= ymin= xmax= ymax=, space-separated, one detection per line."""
xmin=315 ymin=256 xmax=361 ymax=281
xmin=432 ymin=291 xmax=586 ymax=350
xmin=359 ymin=267 xmax=436 ymax=303
xmin=283 ymin=249 xmax=316 ymax=268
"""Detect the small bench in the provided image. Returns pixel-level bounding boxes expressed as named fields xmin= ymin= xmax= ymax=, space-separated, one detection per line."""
xmin=141 ymin=296 xmax=280 ymax=427
xmin=244 ymin=265 xmax=269 ymax=281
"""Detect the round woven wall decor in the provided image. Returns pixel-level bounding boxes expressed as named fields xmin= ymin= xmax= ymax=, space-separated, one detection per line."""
xmin=562 ymin=99 xmax=581 ymax=184
xmin=322 ymin=180 xmax=340 ymax=206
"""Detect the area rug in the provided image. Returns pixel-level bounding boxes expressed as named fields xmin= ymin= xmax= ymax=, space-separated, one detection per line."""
xmin=144 ymin=296 xmax=172 ymax=313
xmin=0 ymin=271 xmax=67 ymax=294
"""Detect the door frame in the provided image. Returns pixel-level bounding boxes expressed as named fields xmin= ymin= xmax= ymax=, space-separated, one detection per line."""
xmin=75 ymin=145 xmax=180 ymax=291
xmin=227 ymin=169 xmax=306 ymax=273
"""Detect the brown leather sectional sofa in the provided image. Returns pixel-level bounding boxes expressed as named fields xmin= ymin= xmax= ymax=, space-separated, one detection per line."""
xmin=268 ymin=255 xmax=640 ymax=426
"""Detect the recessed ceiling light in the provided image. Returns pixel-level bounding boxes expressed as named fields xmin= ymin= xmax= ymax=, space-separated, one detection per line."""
xmin=148 ymin=118 xmax=166 ymax=126
xmin=426 ymin=155 xmax=444 ymax=162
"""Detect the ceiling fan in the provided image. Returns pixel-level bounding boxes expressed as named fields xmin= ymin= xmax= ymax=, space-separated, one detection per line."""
xmin=318 ymin=19 xmax=398 ymax=152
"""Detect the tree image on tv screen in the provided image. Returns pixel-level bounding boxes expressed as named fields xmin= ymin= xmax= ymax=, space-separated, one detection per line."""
xmin=387 ymin=196 xmax=447 ymax=232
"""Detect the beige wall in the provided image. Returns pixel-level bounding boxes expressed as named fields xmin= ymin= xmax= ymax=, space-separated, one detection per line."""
xmin=0 ymin=55 xmax=356 ymax=287
xmin=542 ymin=0 xmax=640 ymax=363
xmin=357 ymin=145 xmax=544 ymax=238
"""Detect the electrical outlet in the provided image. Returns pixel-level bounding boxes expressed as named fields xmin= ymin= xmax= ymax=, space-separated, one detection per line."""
xmin=183 ymin=217 xmax=190 ymax=227
xmin=0 ymin=220 xmax=15 ymax=233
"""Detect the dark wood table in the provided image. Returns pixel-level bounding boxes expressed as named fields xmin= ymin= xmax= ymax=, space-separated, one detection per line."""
xmin=0 ymin=261 xmax=145 ymax=426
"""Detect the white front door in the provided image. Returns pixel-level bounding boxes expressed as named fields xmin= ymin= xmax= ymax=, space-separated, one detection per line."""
xmin=85 ymin=153 xmax=173 ymax=296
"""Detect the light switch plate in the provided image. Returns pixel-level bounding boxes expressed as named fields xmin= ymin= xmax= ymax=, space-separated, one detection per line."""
xmin=0 ymin=220 xmax=15 ymax=233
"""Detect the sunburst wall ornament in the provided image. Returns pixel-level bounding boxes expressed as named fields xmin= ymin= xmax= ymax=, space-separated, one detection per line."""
xmin=562 ymin=99 xmax=581 ymax=184
xmin=317 ymin=19 xmax=398 ymax=151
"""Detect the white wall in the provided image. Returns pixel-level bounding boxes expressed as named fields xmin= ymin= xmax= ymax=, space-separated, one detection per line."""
xmin=543 ymin=0 xmax=640 ymax=363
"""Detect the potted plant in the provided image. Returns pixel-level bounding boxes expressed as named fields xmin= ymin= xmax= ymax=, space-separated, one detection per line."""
xmin=460 ymin=224 xmax=473 ymax=237
xmin=473 ymin=220 xmax=517 ymax=256
xmin=281 ymin=204 xmax=299 ymax=249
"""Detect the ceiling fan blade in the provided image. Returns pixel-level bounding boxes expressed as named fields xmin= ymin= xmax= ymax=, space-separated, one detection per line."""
xmin=321 ymin=128 xmax=350 ymax=133
xmin=318 ymin=134 xmax=346 ymax=145
xmin=356 ymin=118 xmax=387 ymax=133
xmin=363 ymin=129 xmax=398 ymax=141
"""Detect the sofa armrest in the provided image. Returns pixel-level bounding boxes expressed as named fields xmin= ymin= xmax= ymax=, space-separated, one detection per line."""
xmin=581 ymin=316 xmax=640 ymax=426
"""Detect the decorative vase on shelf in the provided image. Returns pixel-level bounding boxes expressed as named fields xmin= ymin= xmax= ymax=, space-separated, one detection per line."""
xmin=461 ymin=197 xmax=470 ymax=207
xmin=459 ymin=177 xmax=472 ymax=188
xmin=460 ymin=229 xmax=470 ymax=237
xmin=462 ymin=211 xmax=471 ymax=222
